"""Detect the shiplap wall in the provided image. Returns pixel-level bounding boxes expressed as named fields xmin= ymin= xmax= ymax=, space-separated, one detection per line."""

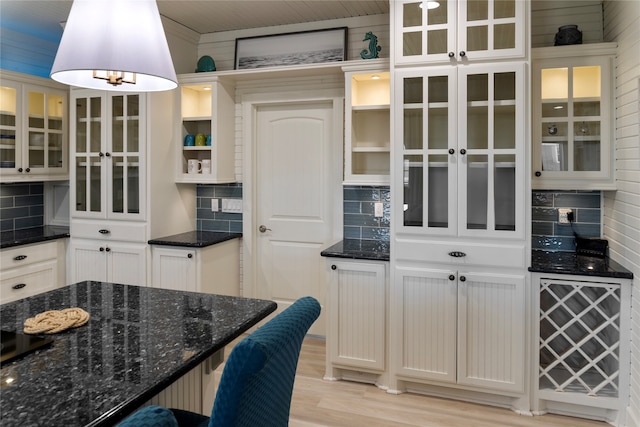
xmin=531 ymin=0 xmax=604 ymax=47
xmin=602 ymin=1 xmax=640 ymax=425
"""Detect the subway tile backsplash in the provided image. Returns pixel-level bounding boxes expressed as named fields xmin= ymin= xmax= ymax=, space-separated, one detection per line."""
xmin=532 ymin=190 xmax=602 ymax=252
xmin=344 ymin=185 xmax=390 ymax=241
xmin=196 ymin=183 xmax=243 ymax=233
xmin=0 ymin=183 xmax=45 ymax=232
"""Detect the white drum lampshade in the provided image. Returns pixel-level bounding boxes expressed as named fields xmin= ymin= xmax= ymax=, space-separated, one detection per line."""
xmin=50 ymin=0 xmax=177 ymax=92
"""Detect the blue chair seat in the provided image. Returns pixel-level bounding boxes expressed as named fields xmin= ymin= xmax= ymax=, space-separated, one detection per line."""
xmin=118 ymin=296 xmax=321 ymax=427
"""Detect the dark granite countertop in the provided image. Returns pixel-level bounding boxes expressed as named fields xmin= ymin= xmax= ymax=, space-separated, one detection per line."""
xmin=529 ymin=250 xmax=633 ymax=279
xmin=0 ymin=281 xmax=276 ymax=427
xmin=148 ymin=230 xmax=242 ymax=248
xmin=0 ymin=225 xmax=70 ymax=249
xmin=321 ymin=239 xmax=390 ymax=261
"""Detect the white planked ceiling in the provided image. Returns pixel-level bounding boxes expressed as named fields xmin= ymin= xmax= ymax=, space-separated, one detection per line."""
xmin=0 ymin=1 xmax=389 ymax=40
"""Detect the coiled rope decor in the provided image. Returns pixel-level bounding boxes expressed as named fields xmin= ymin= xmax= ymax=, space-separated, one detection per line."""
xmin=24 ymin=308 xmax=90 ymax=334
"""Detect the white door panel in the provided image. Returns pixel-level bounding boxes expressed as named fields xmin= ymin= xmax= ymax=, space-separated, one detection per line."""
xmin=255 ymin=101 xmax=336 ymax=336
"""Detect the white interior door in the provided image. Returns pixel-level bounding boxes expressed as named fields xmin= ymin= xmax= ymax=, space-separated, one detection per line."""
xmin=254 ymin=101 xmax=337 ymax=336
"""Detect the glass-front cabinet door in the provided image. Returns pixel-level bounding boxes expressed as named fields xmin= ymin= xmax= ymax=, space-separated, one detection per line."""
xmin=395 ymin=62 xmax=525 ymax=238
xmin=1 ymin=80 xmax=67 ymax=179
xmin=394 ymin=0 xmax=525 ymax=65
xmin=532 ymin=44 xmax=615 ymax=190
xmin=72 ymin=91 xmax=144 ymax=219
xmin=25 ymin=86 xmax=67 ymax=176
xmin=0 ymin=82 xmax=19 ymax=171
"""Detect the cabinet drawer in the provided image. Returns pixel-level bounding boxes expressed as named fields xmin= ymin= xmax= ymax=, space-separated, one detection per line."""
xmin=395 ymin=239 xmax=526 ymax=269
xmin=0 ymin=240 xmax=60 ymax=269
xmin=72 ymin=221 xmax=147 ymax=242
xmin=0 ymin=259 xmax=59 ymax=303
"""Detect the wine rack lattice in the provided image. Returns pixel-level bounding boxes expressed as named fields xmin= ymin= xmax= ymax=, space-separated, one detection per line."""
xmin=539 ymin=279 xmax=621 ymax=397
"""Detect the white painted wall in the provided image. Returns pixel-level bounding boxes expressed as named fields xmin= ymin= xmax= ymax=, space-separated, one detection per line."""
xmin=602 ymin=1 xmax=640 ymax=426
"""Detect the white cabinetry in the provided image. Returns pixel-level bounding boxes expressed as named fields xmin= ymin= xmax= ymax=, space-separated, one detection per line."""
xmin=150 ymin=239 xmax=240 ymax=296
xmin=532 ymin=273 xmax=632 ymax=424
xmin=324 ymin=259 xmax=388 ymax=385
xmin=532 ymin=43 xmax=616 ymax=190
xmin=1 ymin=70 xmax=68 ymax=182
xmin=394 ymin=61 xmax=526 ymax=238
xmin=393 ymin=0 xmax=526 ymax=65
xmin=176 ymin=76 xmax=235 ymax=183
xmin=69 ymin=89 xmax=195 ymax=286
xmin=389 ymin=0 xmax=530 ymax=409
xmin=0 ymin=239 xmax=67 ymax=303
xmin=393 ymin=266 xmax=526 ymax=393
xmin=343 ymin=60 xmax=390 ymax=184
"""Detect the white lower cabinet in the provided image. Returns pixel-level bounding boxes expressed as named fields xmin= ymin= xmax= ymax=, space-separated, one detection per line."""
xmin=531 ymin=273 xmax=632 ymax=425
xmin=390 ymin=265 xmax=527 ymax=401
xmin=69 ymin=239 xmax=146 ymax=286
xmin=0 ymin=239 xmax=67 ymax=303
xmin=150 ymin=239 xmax=240 ymax=296
xmin=324 ymin=259 xmax=388 ymax=386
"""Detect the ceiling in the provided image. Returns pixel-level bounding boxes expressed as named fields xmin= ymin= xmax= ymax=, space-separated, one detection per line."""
xmin=0 ymin=1 xmax=390 ymax=42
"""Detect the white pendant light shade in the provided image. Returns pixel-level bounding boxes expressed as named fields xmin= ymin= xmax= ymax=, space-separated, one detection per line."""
xmin=50 ymin=0 xmax=177 ymax=92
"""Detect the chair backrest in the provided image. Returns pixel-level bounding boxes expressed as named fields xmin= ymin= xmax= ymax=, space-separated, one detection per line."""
xmin=208 ymin=296 xmax=321 ymax=427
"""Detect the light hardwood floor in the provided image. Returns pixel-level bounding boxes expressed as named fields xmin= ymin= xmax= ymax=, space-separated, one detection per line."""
xmin=288 ymin=338 xmax=607 ymax=427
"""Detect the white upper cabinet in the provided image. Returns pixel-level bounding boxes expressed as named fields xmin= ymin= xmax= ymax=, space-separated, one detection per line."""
xmin=393 ymin=0 xmax=526 ymax=66
xmin=0 ymin=71 xmax=68 ymax=182
xmin=532 ymin=43 xmax=616 ymax=190
xmin=176 ymin=75 xmax=235 ymax=184
xmin=71 ymin=90 xmax=145 ymax=220
xmin=343 ymin=60 xmax=390 ymax=185
xmin=394 ymin=62 xmax=526 ymax=239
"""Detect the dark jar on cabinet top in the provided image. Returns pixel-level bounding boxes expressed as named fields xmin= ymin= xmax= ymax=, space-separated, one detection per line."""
xmin=554 ymin=25 xmax=582 ymax=46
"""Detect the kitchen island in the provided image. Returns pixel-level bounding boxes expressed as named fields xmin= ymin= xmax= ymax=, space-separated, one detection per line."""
xmin=0 ymin=281 xmax=276 ymax=427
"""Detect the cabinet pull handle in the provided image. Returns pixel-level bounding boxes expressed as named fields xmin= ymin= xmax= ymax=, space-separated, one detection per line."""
xmin=12 ymin=283 xmax=26 ymax=290
xmin=25 ymin=168 xmax=30 ymax=172
xmin=105 ymin=152 xmax=111 ymax=157
xmin=448 ymin=274 xmax=456 ymax=281
xmin=99 ymin=247 xmax=105 ymax=252
xmin=459 ymin=275 xmax=467 ymax=282
xmin=448 ymin=148 xmax=455 ymax=155
xmin=187 ymin=253 xmax=193 ymax=259
xmin=448 ymin=52 xmax=455 ymax=58
xmin=459 ymin=51 xmax=466 ymax=57
xmin=105 ymin=247 xmax=111 ymax=252
xmin=331 ymin=265 xmax=337 ymax=270
xmin=459 ymin=148 xmax=467 ymax=155
xmin=98 ymin=229 xmax=110 ymax=234
xmin=535 ymin=171 xmax=542 ymax=177
xmin=448 ymin=251 xmax=466 ymax=258
xmin=13 ymin=255 xmax=27 ymax=261
xmin=99 ymin=152 xmax=104 ymax=157
xmin=18 ymin=167 xmax=23 ymax=172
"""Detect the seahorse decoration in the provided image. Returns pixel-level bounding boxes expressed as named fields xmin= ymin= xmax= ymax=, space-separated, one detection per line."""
xmin=360 ymin=31 xmax=382 ymax=59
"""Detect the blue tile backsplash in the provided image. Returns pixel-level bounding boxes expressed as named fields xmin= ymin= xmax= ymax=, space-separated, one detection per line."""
xmin=343 ymin=185 xmax=390 ymax=241
xmin=196 ymin=183 xmax=243 ymax=233
xmin=532 ymin=190 xmax=602 ymax=252
xmin=0 ymin=183 xmax=45 ymax=232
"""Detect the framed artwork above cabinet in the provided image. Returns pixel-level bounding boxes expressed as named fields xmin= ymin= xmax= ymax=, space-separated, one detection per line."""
xmin=532 ymin=43 xmax=616 ymax=190
xmin=176 ymin=75 xmax=235 ymax=184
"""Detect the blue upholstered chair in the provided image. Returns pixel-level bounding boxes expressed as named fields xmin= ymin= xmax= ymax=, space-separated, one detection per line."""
xmin=118 ymin=296 xmax=321 ymax=427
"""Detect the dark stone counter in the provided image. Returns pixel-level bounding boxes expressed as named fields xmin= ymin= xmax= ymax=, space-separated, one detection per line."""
xmin=529 ymin=250 xmax=633 ymax=280
xmin=0 ymin=281 xmax=276 ymax=427
xmin=148 ymin=230 xmax=242 ymax=248
xmin=321 ymin=239 xmax=390 ymax=262
xmin=0 ymin=226 xmax=70 ymax=249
